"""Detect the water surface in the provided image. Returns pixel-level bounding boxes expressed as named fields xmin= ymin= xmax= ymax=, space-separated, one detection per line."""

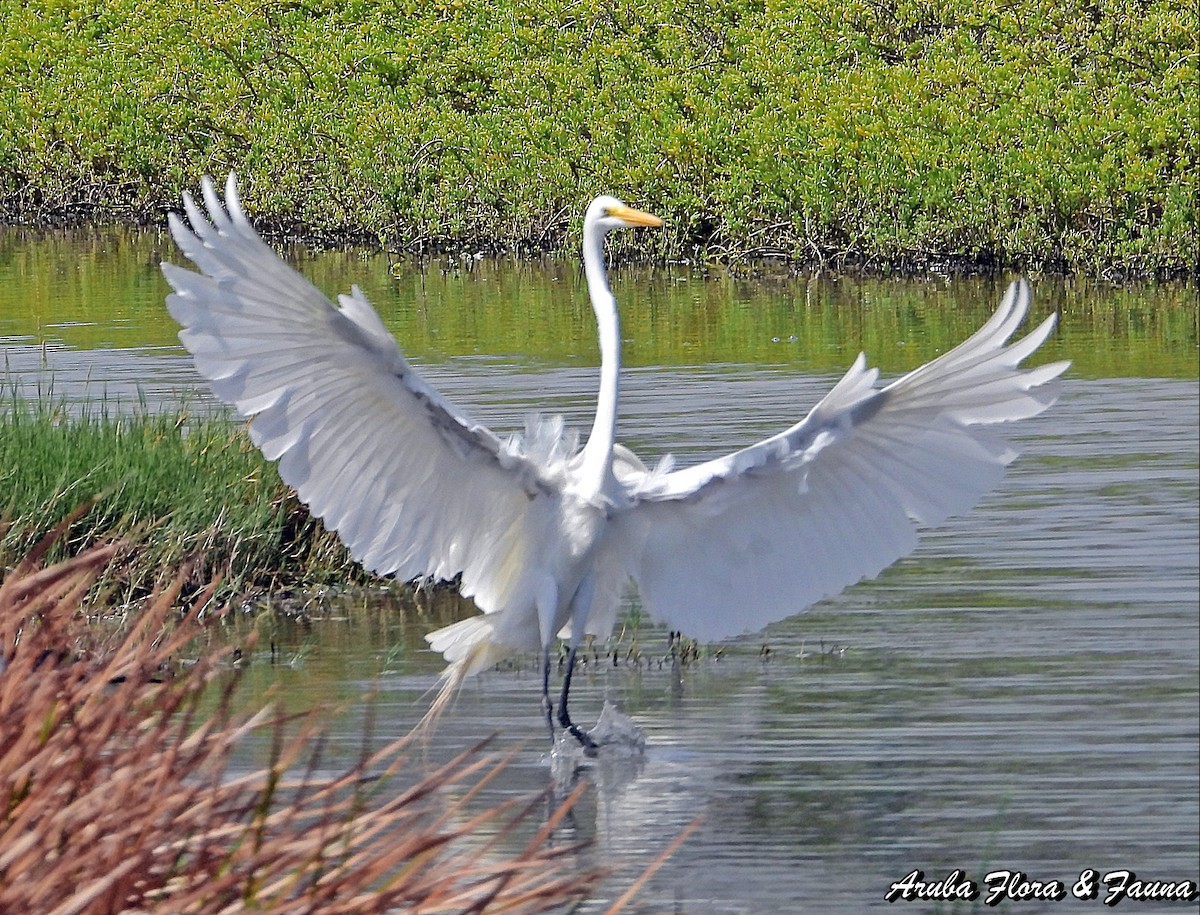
xmin=226 ymin=371 xmax=1199 ymax=915
xmin=1 ymin=228 xmax=1197 ymax=912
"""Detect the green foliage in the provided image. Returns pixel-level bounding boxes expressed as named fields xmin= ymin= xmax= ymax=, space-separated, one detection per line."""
xmin=0 ymin=398 xmax=361 ymax=591
xmin=0 ymin=0 xmax=1195 ymax=274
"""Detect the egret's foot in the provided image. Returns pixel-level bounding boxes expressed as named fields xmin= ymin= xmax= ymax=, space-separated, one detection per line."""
xmin=568 ymin=723 xmax=599 ymax=756
xmin=559 ymin=705 xmax=599 ymax=755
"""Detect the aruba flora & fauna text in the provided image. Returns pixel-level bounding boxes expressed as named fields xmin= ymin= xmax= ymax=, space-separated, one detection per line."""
xmin=885 ymin=868 xmax=1199 ymax=906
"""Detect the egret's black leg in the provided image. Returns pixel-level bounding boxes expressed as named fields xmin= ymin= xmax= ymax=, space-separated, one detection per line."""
xmin=557 ymin=644 xmax=598 ymax=752
xmin=540 ymin=647 xmax=555 ymax=742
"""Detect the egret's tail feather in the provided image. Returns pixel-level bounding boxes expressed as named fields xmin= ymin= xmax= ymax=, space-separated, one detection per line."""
xmin=425 ymin=614 xmax=498 ymax=668
xmin=415 ymin=646 xmax=475 ymax=739
xmin=416 ymin=615 xmax=516 ymax=738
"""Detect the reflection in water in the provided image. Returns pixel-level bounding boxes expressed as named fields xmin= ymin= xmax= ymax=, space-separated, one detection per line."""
xmin=0 ymin=229 xmax=1196 ymax=912
xmin=0 ymin=225 xmax=1196 ymax=378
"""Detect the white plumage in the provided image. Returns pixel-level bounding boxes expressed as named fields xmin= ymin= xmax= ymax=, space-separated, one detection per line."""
xmin=164 ymin=174 xmax=1069 ymax=746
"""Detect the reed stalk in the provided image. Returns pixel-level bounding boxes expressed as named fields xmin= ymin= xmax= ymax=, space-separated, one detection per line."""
xmin=0 ymin=527 xmax=603 ymax=914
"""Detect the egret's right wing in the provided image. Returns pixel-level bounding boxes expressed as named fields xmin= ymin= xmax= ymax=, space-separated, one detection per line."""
xmin=163 ymin=175 xmax=562 ymax=611
xmin=614 ymin=280 xmax=1068 ymax=642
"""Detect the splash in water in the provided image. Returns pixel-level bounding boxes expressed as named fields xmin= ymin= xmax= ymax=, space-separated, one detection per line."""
xmin=550 ymin=701 xmax=645 ymax=777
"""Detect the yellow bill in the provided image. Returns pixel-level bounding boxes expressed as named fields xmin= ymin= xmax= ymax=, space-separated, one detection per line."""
xmin=609 ymin=204 xmax=663 ymax=228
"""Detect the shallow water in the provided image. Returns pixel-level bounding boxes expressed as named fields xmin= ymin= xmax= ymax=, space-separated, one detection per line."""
xmin=1 ymin=228 xmax=1197 ymax=912
xmin=226 ymin=371 xmax=1199 ymax=915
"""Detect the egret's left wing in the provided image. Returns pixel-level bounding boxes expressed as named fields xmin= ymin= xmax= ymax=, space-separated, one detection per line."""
xmin=613 ymin=280 xmax=1068 ymax=642
xmin=163 ymin=175 xmax=563 ymax=612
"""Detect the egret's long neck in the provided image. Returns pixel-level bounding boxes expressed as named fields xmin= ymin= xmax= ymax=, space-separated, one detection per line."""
xmin=578 ymin=222 xmax=620 ymax=499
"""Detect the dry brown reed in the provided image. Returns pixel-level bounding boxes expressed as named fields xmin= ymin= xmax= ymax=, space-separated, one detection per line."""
xmin=0 ymin=523 xmax=602 ymax=914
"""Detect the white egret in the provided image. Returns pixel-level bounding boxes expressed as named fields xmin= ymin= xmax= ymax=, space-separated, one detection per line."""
xmin=164 ymin=174 xmax=1068 ymax=748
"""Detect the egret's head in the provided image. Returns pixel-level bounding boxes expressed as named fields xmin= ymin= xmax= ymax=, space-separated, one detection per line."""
xmin=586 ymin=195 xmax=663 ymax=234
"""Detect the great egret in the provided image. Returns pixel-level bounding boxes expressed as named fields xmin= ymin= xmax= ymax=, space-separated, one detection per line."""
xmin=164 ymin=174 xmax=1068 ymax=748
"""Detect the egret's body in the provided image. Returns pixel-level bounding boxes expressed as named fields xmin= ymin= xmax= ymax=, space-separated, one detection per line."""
xmin=165 ymin=175 xmax=1068 ymax=746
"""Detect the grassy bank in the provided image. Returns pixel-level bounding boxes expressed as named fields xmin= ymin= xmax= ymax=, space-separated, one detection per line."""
xmin=0 ymin=0 xmax=1195 ymax=276
xmin=0 ymin=398 xmax=362 ymax=594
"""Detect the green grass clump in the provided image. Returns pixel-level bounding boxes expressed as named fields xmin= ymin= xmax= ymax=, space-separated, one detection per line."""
xmin=0 ymin=397 xmax=359 ymax=593
xmin=0 ymin=0 xmax=1194 ymax=275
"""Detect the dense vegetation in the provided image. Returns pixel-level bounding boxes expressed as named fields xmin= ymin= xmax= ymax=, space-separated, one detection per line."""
xmin=0 ymin=399 xmax=361 ymax=593
xmin=0 ymin=0 xmax=1195 ymax=275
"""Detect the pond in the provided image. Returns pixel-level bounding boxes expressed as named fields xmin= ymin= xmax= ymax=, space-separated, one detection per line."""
xmin=1 ymin=226 xmax=1197 ymax=913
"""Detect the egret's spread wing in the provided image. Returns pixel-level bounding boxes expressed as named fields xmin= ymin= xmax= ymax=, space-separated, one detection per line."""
xmin=618 ymin=280 xmax=1069 ymax=641
xmin=163 ymin=175 xmax=561 ymax=607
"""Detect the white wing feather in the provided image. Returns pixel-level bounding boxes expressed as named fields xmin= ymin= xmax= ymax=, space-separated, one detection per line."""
xmin=616 ymin=279 xmax=1069 ymax=641
xmin=163 ymin=174 xmax=563 ymax=614
xmin=165 ymin=175 xmax=1067 ymax=660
